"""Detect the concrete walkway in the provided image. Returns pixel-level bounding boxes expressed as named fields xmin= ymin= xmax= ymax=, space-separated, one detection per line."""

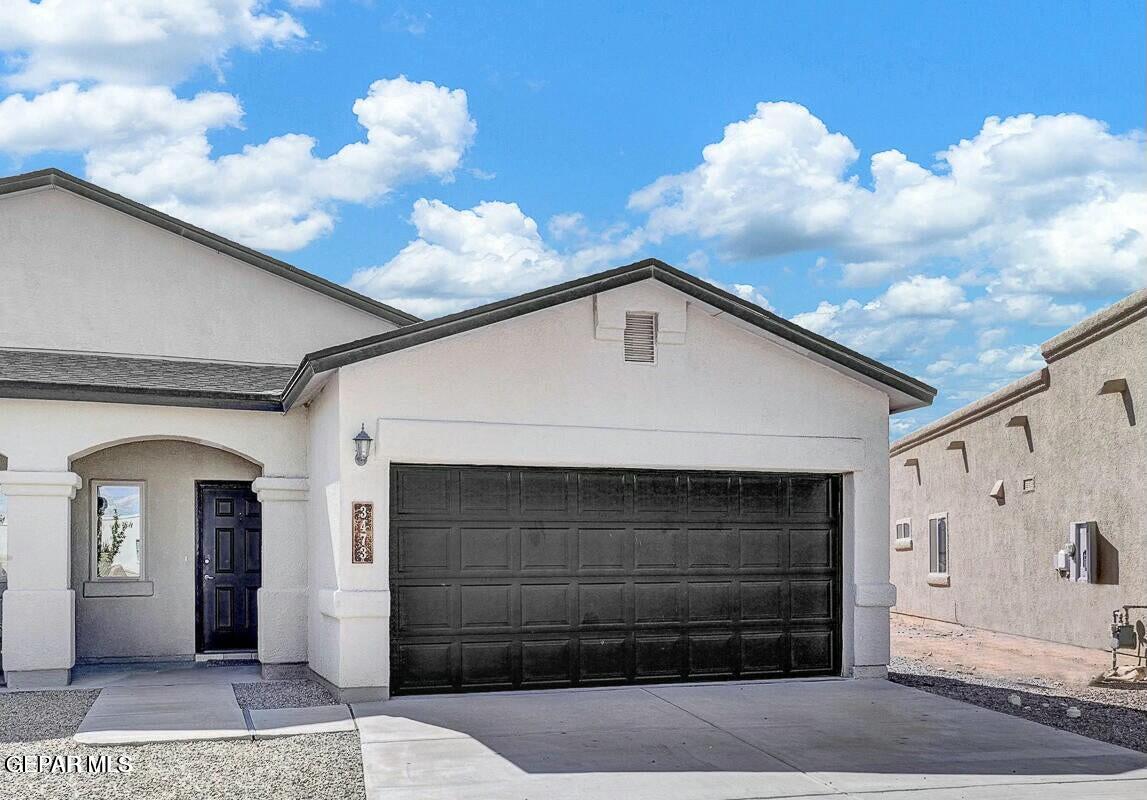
xmin=351 ymin=678 xmax=1147 ymax=799
xmin=71 ymin=664 xmax=355 ymax=745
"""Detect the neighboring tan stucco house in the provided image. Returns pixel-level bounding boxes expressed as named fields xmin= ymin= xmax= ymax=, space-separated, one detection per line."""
xmin=890 ymin=289 xmax=1147 ymax=650
xmin=0 ymin=169 xmax=934 ymax=698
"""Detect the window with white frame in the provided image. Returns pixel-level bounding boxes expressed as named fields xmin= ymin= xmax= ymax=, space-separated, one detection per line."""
xmin=928 ymin=513 xmax=948 ymax=575
xmin=91 ymin=481 xmax=145 ymax=580
xmin=894 ymin=519 xmax=911 ymax=542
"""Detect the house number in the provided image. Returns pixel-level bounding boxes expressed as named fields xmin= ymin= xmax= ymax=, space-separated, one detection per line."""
xmin=352 ymin=501 xmax=374 ymax=564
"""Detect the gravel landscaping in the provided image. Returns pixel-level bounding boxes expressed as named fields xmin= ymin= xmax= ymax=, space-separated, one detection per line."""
xmin=891 ymin=654 xmax=1147 ymax=753
xmin=0 ymin=689 xmax=365 ymax=800
xmin=233 ymin=679 xmax=339 ymax=710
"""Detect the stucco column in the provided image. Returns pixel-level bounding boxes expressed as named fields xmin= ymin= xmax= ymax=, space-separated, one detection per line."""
xmin=252 ymin=477 xmax=309 ymax=677
xmin=0 ymin=470 xmax=82 ymax=688
xmin=848 ymin=465 xmax=897 ymax=678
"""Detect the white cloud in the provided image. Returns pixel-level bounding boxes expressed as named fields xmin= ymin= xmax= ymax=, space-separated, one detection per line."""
xmin=348 ymin=199 xmax=569 ymax=317
xmin=0 ymin=83 xmax=241 ymax=155
xmin=1 ymin=76 xmax=477 ymax=250
xmin=348 ymin=197 xmax=649 ymax=317
xmin=789 ymin=276 xmax=969 ymax=358
xmin=632 ymin=104 xmax=1147 ymax=297
xmin=731 ymin=284 xmax=774 ymax=311
xmin=0 ymin=0 xmax=306 ymax=89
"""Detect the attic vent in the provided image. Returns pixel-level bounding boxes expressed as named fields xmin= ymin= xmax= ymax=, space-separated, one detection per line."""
xmin=624 ymin=312 xmax=657 ymax=363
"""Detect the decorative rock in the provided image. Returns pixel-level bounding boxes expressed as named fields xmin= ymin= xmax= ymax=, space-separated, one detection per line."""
xmin=1008 ymin=694 xmax=1022 ymax=706
xmin=1066 ymin=706 xmax=1082 ymax=718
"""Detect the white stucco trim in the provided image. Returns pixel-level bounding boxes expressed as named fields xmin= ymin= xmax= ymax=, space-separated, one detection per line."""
xmin=854 ymin=582 xmax=897 ymax=608
xmin=252 ymin=477 xmax=310 ymax=503
xmin=0 ymin=470 xmax=82 ymax=498
xmin=373 ymin=418 xmax=867 ymax=474
xmin=316 ymin=588 xmax=390 ymax=620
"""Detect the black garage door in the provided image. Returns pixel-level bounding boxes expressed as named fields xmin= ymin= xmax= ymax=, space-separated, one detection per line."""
xmin=390 ymin=465 xmax=841 ymax=695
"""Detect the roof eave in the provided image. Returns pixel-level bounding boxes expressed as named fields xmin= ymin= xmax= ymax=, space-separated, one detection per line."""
xmin=0 ymin=381 xmax=284 ymax=412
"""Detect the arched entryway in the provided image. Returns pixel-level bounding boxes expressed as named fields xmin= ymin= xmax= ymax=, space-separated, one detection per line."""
xmin=70 ymin=439 xmax=262 ymax=662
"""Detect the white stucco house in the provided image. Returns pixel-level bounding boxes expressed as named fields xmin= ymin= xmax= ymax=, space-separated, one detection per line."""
xmin=0 ymin=169 xmax=934 ymax=699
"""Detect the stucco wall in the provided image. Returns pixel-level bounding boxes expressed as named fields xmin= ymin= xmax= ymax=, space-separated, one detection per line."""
xmin=70 ymin=440 xmax=260 ymax=660
xmin=0 ymin=186 xmax=396 ymax=364
xmin=306 ymin=280 xmax=897 ymax=692
xmin=890 ymin=301 xmax=1146 ymax=649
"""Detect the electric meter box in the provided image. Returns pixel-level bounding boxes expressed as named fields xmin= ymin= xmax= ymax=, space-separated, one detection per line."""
xmin=1068 ymin=521 xmax=1097 ymax=583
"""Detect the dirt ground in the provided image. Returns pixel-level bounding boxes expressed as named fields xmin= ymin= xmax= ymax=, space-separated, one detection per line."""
xmin=891 ymin=612 xmax=1112 ymax=688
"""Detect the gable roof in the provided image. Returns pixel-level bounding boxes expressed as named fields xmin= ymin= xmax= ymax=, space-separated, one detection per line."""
xmin=282 ymin=258 xmax=937 ymax=412
xmin=0 ymin=168 xmax=420 ymax=328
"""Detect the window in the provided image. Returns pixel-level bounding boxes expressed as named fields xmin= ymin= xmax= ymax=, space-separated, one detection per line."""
xmin=928 ymin=513 xmax=948 ymax=576
xmin=91 ymin=481 xmax=145 ymax=581
xmin=893 ymin=518 xmax=912 ymax=550
xmin=623 ymin=312 xmax=657 ymax=363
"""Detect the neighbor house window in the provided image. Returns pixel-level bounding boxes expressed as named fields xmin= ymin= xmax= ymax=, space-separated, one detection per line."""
xmin=91 ymin=481 xmax=145 ymax=580
xmin=928 ymin=513 xmax=948 ymax=577
xmin=893 ymin=518 xmax=912 ymax=550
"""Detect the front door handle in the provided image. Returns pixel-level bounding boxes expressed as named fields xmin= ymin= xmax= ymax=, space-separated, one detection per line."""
xmin=204 ymin=575 xmax=215 ymax=580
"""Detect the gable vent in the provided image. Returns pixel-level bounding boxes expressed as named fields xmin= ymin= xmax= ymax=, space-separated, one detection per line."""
xmin=623 ymin=312 xmax=657 ymax=363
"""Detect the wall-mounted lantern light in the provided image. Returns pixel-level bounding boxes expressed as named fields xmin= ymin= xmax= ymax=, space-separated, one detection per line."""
xmin=353 ymin=424 xmax=373 ymax=466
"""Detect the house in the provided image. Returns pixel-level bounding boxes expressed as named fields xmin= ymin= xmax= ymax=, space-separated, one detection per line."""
xmin=0 ymin=168 xmax=934 ymax=698
xmin=890 ymin=289 xmax=1146 ymax=650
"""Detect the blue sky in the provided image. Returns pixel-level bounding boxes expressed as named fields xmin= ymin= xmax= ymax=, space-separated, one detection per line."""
xmin=0 ymin=1 xmax=1143 ymax=434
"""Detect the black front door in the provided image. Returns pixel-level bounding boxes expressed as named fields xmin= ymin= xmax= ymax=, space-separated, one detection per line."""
xmin=198 ymin=483 xmax=261 ymax=651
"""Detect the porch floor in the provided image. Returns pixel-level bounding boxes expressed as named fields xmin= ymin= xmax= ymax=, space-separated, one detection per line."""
xmin=57 ymin=663 xmax=354 ymax=745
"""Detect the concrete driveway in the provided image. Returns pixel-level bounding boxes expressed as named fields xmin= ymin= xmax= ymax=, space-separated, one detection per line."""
xmin=352 ymin=678 xmax=1147 ymax=799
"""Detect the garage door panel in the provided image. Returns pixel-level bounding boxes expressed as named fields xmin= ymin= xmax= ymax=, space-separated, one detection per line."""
xmin=688 ymin=582 xmax=735 ymax=622
xmin=459 ymin=585 xmax=513 ymax=629
xmin=790 ymin=579 xmax=835 ymax=621
xmin=577 ymin=472 xmax=627 ymax=513
xmin=520 ymin=470 xmax=571 ymax=512
xmin=459 ymin=469 xmax=515 ymax=513
xmin=577 ymin=528 xmax=627 ymax=570
xmin=520 ymin=527 xmax=572 ymax=570
xmin=635 ymin=635 xmax=683 ymax=677
xmin=742 ymin=632 xmax=786 ymax=674
xmin=741 ymin=476 xmax=785 ymax=515
xmin=397 ymin=585 xmax=453 ymax=632
xmin=579 ymin=583 xmax=626 ymax=625
xmin=789 ymin=526 xmax=833 ymax=568
xmin=790 ymin=477 xmax=831 ymax=515
xmin=687 ymin=475 xmax=734 ymax=513
xmin=391 ymin=466 xmax=840 ymax=694
xmin=688 ymin=633 xmax=736 ymax=675
xmin=461 ymin=641 xmax=514 ymax=686
xmin=790 ymin=631 xmax=834 ymax=674
xmin=580 ymin=637 xmax=628 ymax=680
xmin=741 ymin=580 xmax=785 ymax=621
xmin=459 ymin=527 xmax=513 ymax=570
xmin=397 ymin=467 xmax=451 ymax=514
xmin=396 ymin=642 xmax=454 ymax=689
xmin=739 ymin=527 xmax=785 ymax=569
xmin=686 ymin=528 xmax=737 ymax=568
xmin=522 ymin=640 xmax=572 ymax=684
xmin=396 ymin=525 xmax=452 ymax=573
xmin=520 ymin=583 xmax=572 ymax=627
xmin=633 ymin=528 xmax=680 ymax=569
xmin=634 ymin=581 xmax=681 ymax=623
xmin=633 ymin=474 xmax=682 ymax=513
